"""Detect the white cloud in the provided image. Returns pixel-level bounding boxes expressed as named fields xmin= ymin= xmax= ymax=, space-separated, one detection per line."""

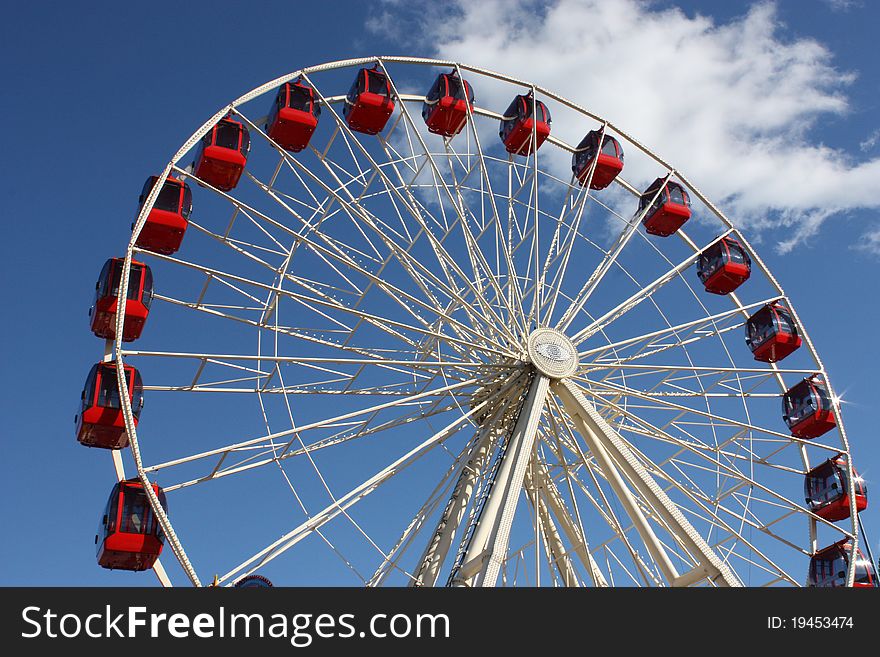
xmin=374 ymin=0 xmax=880 ymax=255
xmin=822 ymin=0 xmax=862 ymax=11
xmin=853 ymin=224 xmax=880 ymax=255
xmin=860 ymin=128 xmax=880 ymax=152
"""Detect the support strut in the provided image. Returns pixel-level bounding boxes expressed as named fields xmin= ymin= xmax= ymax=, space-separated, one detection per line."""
xmin=453 ymin=375 xmax=550 ymax=586
xmin=554 ymin=379 xmax=741 ymax=587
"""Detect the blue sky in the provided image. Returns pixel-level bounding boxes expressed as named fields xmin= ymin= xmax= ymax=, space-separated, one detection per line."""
xmin=1 ymin=0 xmax=878 ymax=586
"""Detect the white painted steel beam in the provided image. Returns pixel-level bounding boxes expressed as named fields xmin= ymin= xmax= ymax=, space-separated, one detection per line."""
xmin=412 ymin=425 xmax=501 ymax=587
xmin=553 ymin=379 xmax=741 ymax=587
xmin=525 ymin=462 xmax=581 ymax=586
xmin=530 ymin=460 xmax=608 ymax=587
xmin=453 ymin=374 xmax=550 ymax=587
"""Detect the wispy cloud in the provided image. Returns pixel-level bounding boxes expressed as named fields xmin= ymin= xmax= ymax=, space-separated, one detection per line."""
xmin=822 ymin=0 xmax=862 ymax=12
xmin=853 ymin=224 xmax=880 ymax=255
xmin=860 ymin=128 xmax=880 ymax=152
xmin=370 ymin=0 xmax=880 ymax=255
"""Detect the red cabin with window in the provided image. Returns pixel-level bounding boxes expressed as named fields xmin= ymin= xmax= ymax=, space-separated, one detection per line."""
xmin=76 ymin=362 xmax=143 ymax=449
xmin=343 ymin=67 xmax=395 ymax=135
xmin=500 ymin=92 xmax=551 ymax=156
xmin=808 ymin=539 xmax=877 ymax=588
xmin=89 ymin=257 xmax=153 ymax=342
xmin=422 ymin=71 xmax=474 ymax=138
xmin=572 ymin=130 xmax=624 ymax=190
xmin=697 ymin=236 xmax=751 ymax=295
xmin=194 ymin=116 xmax=250 ymax=191
xmin=639 ymin=178 xmax=691 ymax=236
xmin=96 ymin=479 xmax=166 ymax=571
xmin=134 ymin=175 xmax=192 ymax=255
xmin=805 ymin=455 xmax=868 ymax=522
xmin=783 ymin=375 xmax=836 ymax=439
xmin=745 ymin=302 xmax=802 ymax=363
xmin=267 ymin=81 xmax=321 ymax=152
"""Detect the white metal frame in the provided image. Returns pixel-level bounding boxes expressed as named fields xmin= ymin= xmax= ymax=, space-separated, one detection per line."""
xmin=99 ymin=56 xmax=862 ymax=588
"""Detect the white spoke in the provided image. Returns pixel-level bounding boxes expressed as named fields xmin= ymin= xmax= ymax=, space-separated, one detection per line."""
xmin=218 ymin=390 xmax=496 ymax=585
xmin=97 ymin=56 xmax=860 ymax=589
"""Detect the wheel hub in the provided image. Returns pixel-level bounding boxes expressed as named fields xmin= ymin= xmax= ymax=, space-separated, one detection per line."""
xmin=527 ymin=328 xmax=579 ymax=379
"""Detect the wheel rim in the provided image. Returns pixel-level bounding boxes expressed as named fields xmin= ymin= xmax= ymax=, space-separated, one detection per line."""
xmin=105 ymin=56 xmax=860 ymax=587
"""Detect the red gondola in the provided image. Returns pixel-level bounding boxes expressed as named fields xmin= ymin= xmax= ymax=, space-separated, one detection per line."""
xmin=421 ymin=71 xmax=474 ymax=138
xmin=745 ymin=302 xmax=802 ymax=363
xmin=572 ymin=130 xmax=624 ymax=190
xmin=134 ymin=175 xmax=192 ymax=255
xmin=267 ymin=80 xmax=321 ymax=152
xmin=343 ymin=66 xmax=395 ymax=135
xmin=193 ymin=116 xmax=250 ymax=191
xmin=696 ymin=236 xmax=751 ymax=295
xmin=638 ymin=178 xmax=691 ymax=236
xmin=89 ymin=257 xmax=153 ymax=342
xmin=76 ymin=361 xmax=143 ymax=449
xmin=96 ymin=479 xmax=166 ymax=571
xmin=805 ymin=455 xmax=868 ymax=522
xmin=808 ymin=539 xmax=877 ymax=588
xmin=499 ymin=91 xmax=551 ymax=156
xmin=783 ymin=375 xmax=836 ymax=439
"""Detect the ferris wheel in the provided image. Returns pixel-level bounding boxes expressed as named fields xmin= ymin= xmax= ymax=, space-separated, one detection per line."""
xmin=78 ymin=56 xmax=876 ymax=588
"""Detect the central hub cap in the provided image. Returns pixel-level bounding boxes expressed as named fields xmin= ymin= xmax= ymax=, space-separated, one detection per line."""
xmin=527 ymin=328 xmax=579 ymax=379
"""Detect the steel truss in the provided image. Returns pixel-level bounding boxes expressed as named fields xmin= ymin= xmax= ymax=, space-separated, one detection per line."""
xmin=102 ymin=56 xmax=862 ymax=588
